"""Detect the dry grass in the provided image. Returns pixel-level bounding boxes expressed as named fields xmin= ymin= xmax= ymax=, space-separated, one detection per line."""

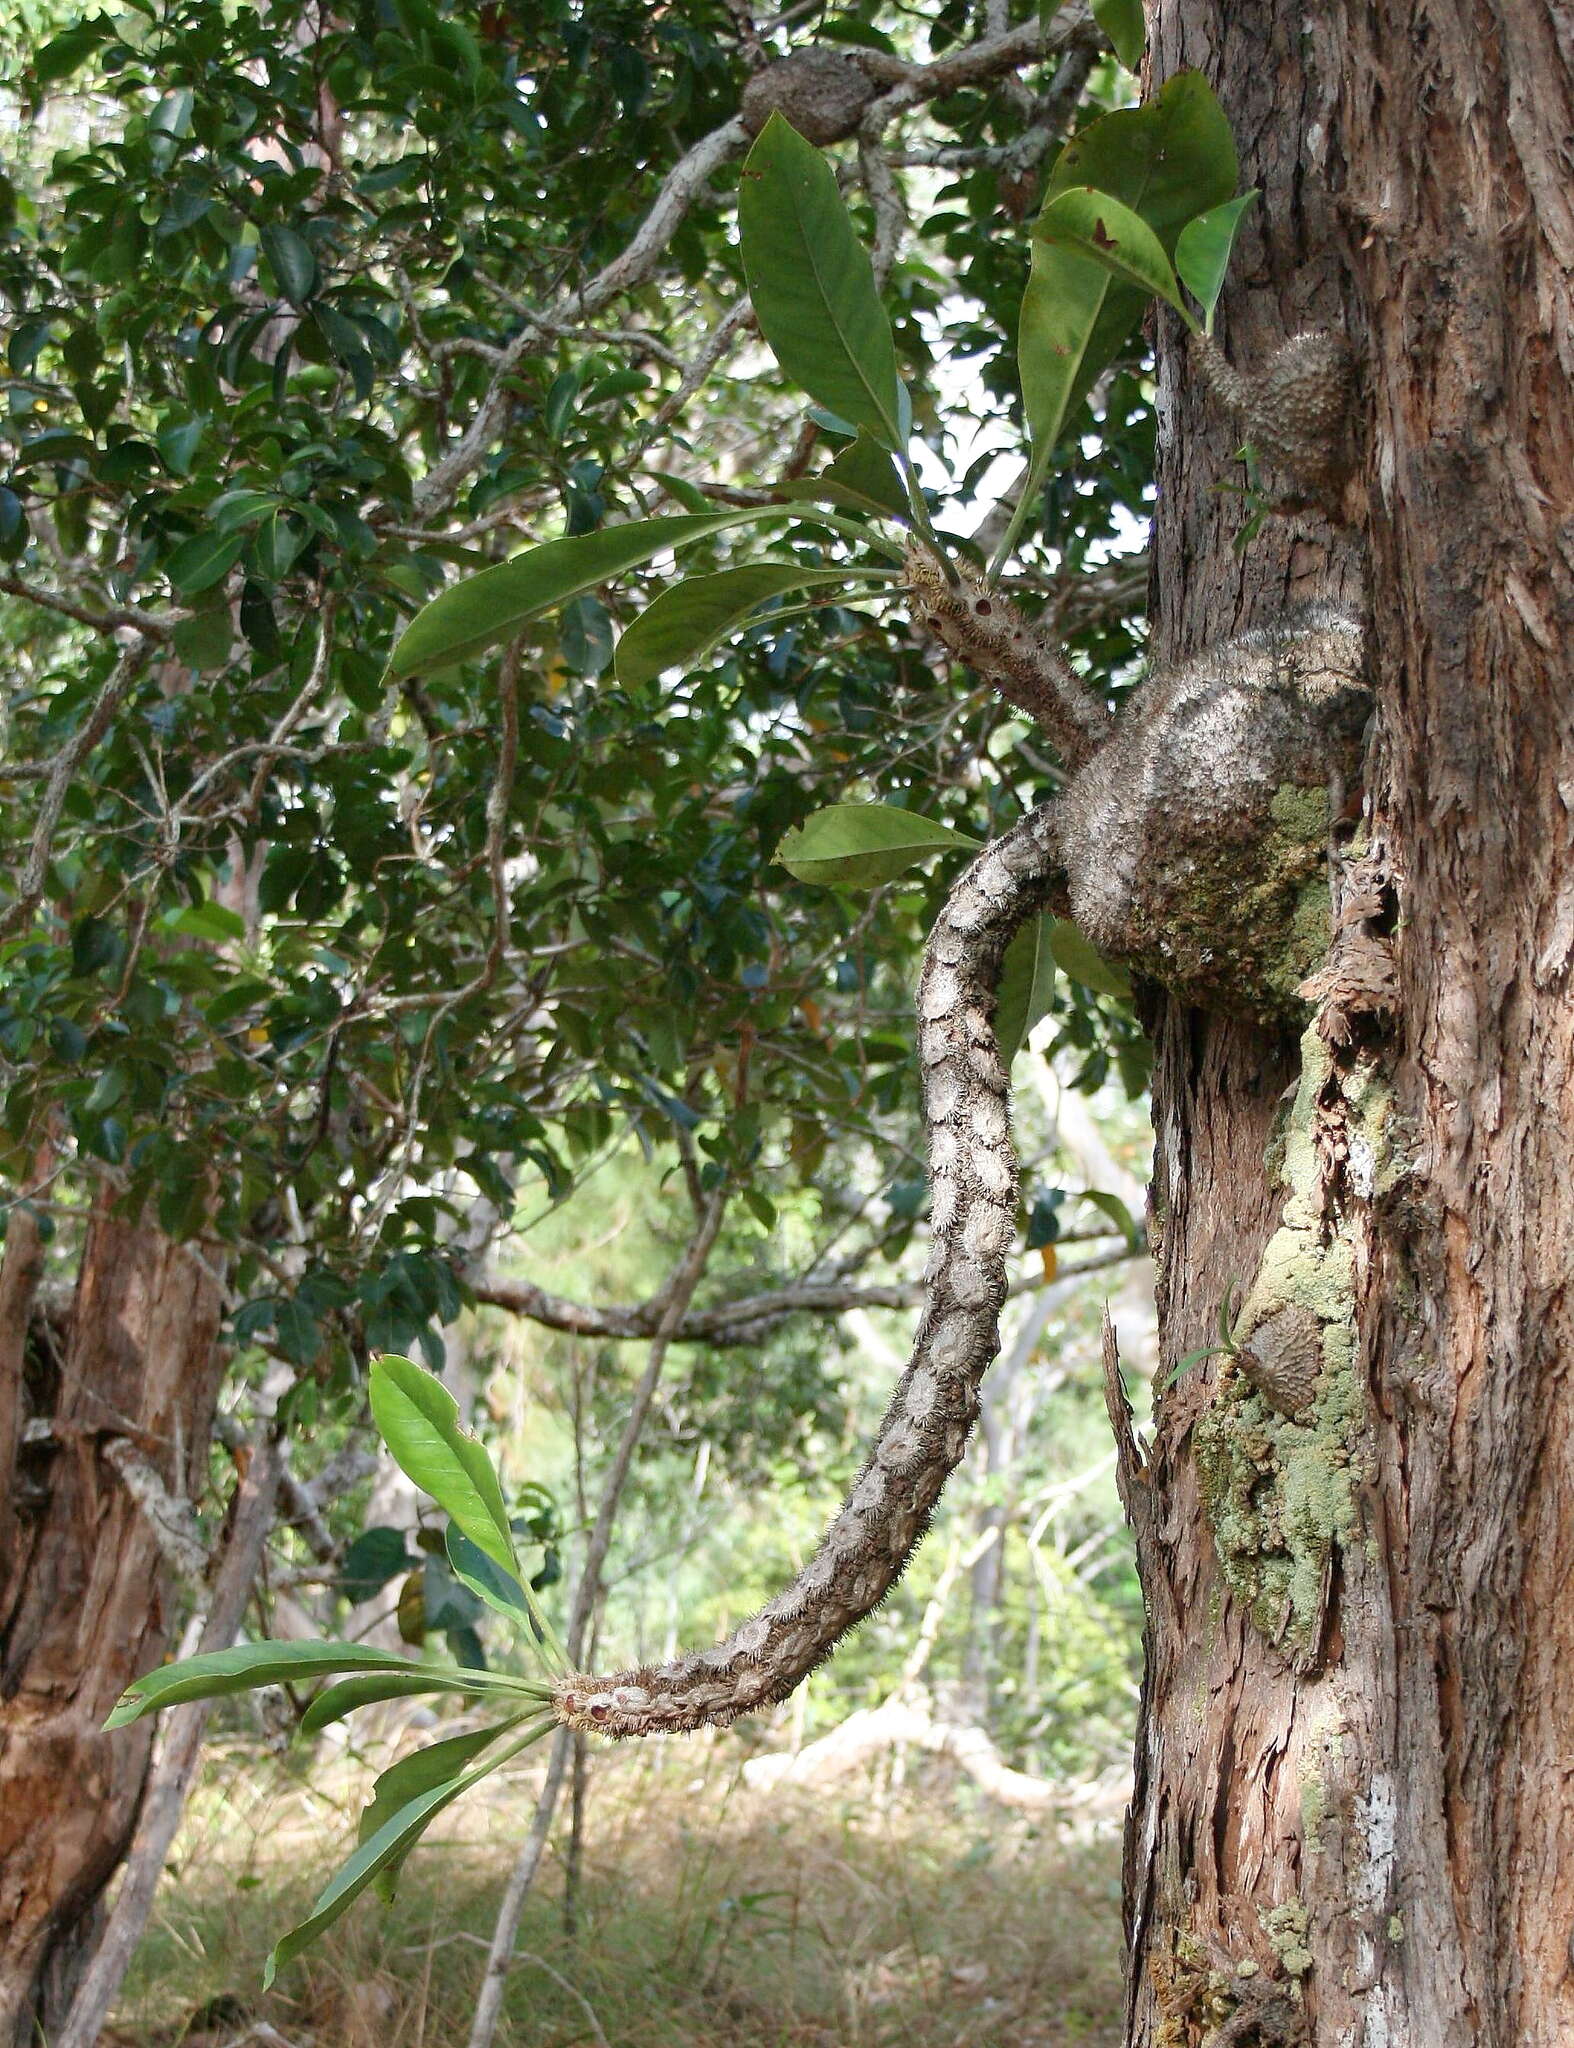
xmin=114 ymin=1726 xmax=1126 ymax=2048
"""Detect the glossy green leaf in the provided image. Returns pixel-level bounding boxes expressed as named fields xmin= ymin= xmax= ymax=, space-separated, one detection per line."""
xmin=1044 ymin=71 xmax=1238 ymax=252
xmin=105 ymin=1640 xmax=432 ymax=1728
xmin=614 ymin=561 xmax=855 ymax=686
xmin=164 ymin=529 xmax=245 ymax=595
xmin=369 ymin=1355 xmax=516 ymax=1574
xmin=1175 ymin=191 xmax=1259 ymax=330
xmin=739 ymin=113 xmax=905 ymax=450
xmin=775 ymin=804 xmax=981 ymax=888
xmin=264 ymin=1774 xmax=473 ymax=1984
xmin=995 ymin=915 xmax=1058 ymax=1066
xmin=779 ymin=431 xmax=909 ymax=521
xmin=34 ymin=18 xmax=112 ymax=86
xmin=358 ymin=1722 xmax=509 ymax=1902
xmin=1036 ymin=187 xmax=1191 ymax=322
xmin=1080 ymin=1188 xmax=1143 ymax=1250
xmin=1011 ymin=73 xmax=1237 ymax=559
xmin=385 ymin=508 xmax=804 ymax=679
xmin=1092 ymin=0 xmax=1145 ymax=69
xmin=444 ymin=1525 xmax=528 ymax=1624
xmin=298 ymin=1670 xmax=504 ymax=1736
xmin=1048 ymin=918 xmax=1133 ymax=999
xmin=260 ymin=223 xmax=317 ymax=307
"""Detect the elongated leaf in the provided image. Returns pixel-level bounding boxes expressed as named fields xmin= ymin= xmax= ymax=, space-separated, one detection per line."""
xmin=445 ymin=1526 xmax=529 ymax=1625
xmin=1036 ymin=188 xmax=1191 ymax=322
xmin=446 ymin=1525 xmax=567 ymax=1671
xmin=995 ymin=915 xmax=1058 ymax=1065
xmin=359 ymin=1722 xmax=511 ymax=1902
xmin=1080 ymin=1188 xmax=1143 ymax=1250
xmin=260 ymin=223 xmax=317 ymax=306
xmin=264 ymin=1775 xmax=470 ymax=1984
xmin=1014 ymin=73 xmax=1238 ymax=539
xmin=1092 ymin=0 xmax=1145 ymax=68
xmin=385 ymin=507 xmax=804 ymax=679
xmin=775 ymin=804 xmax=981 ymax=888
xmin=814 ymin=431 xmax=909 ymax=518
xmin=1047 ymin=918 xmax=1132 ymax=998
xmin=370 ymin=1356 xmax=517 ymax=1574
xmin=106 ymin=1640 xmax=432 ymax=1728
xmin=1175 ymin=191 xmax=1259 ymax=330
xmin=739 ymin=113 xmax=905 ymax=450
xmin=615 ymin=561 xmax=854 ymax=686
xmin=298 ymin=1669 xmax=506 ymax=1737
xmin=164 ymin=529 xmax=245 ymax=595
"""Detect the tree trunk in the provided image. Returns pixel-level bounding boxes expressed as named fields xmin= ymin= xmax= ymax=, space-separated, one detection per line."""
xmin=1121 ymin=7 xmax=1574 ymax=2044
xmin=0 ymin=1194 xmax=226 ymax=2047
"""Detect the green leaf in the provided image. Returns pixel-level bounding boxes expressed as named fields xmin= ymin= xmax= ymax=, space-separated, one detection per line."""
xmin=358 ymin=1723 xmax=507 ymax=1902
xmin=994 ymin=915 xmax=1058 ymax=1066
xmin=1080 ymin=1188 xmax=1143 ymax=1250
xmin=1045 ymin=71 xmax=1238 ymax=252
xmin=156 ymin=418 xmax=203 ymax=476
xmin=385 ymin=508 xmax=805 ymax=680
xmin=779 ymin=431 xmax=910 ymax=521
xmin=1092 ymin=0 xmax=1145 ymax=69
xmin=260 ymin=223 xmax=317 ymax=307
xmin=34 ymin=17 xmax=111 ymax=86
xmin=163 ymin=900 xmax=246 ymax=942
xmin=298 ymin=1671 xmax=501 ymax=1736
xmin=1035 ymin=188 xmax=1191 ymax=324
xmin=105 ymin=1640 xmax=435 ymax=1728
xmin=614 ymin=561 xmax=855 ymax=687
xmin=739 ymin=112 xmax=905 ymax=450
xmin=775 ymin=804 xmax=981 ymax=888
xmin=264 ymin=1775 xmax=473 ymax=1985
xmin=1175 ymin=191 xmax=1259 ymax=330
xmin=1047 ymin=919 xmax=1132 ymax=999
xmin=444 ymin=1525 xmax=529 ymax=1626
xmin=369 ymin=1355 xmax=517 ymax=1575
xmin=338 ymin=1524 xmax=413 ymax=1603
xmin=164 ymin=530 xmax=245 ymax=595
xmin=1011 ymin=72 xmax=1237 ymax=558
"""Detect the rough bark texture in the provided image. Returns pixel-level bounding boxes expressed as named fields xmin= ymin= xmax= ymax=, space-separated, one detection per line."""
xmin=0 ymin=1196 xmax=226 ymax=2048
xmin=1127 ymin=5 xmax=1574 ymax=2044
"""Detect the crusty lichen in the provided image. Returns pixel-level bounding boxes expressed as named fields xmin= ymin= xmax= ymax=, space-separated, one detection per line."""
xmin=1195 ymin=1026 xmax=1385 ymax=1656
xmin=1261 ymin=1900 xmax=1314 ymax=1978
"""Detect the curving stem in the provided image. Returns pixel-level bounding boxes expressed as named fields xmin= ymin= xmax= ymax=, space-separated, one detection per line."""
xmin=554 ymin=801 xmax=1065 ymax=1738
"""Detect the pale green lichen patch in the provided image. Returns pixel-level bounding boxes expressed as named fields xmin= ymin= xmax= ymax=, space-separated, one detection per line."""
xmin=1261 ymin=1901 xmax=1313 ymax=1978
xmin=1196 ymin=1036 xmax=1392 ymax=1655
xmin=1299 ymin=1770 xmax=1328 ymax=1854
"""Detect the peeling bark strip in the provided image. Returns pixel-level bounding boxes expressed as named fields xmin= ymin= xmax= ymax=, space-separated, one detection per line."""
xmin=0 ymin=1201 xmax=226 ymax=2048
xmin=554 ymin=804 xmax=1063 ymax=1736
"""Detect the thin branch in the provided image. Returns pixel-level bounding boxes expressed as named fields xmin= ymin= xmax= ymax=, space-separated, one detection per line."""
xmin=1 ymin=640 xmax=152 ymax=938
xmin=407 ymin=6 xmax=1096 ymax=525
xmin=0 ymin=570 xmax=181 ymax=640
xmin=473 ymin=1239 xmax=1141 ymax=1346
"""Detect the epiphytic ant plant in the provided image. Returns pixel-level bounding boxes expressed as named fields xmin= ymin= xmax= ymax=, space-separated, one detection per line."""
xmin=110 ymin=68 xmax=1368 ymax=1965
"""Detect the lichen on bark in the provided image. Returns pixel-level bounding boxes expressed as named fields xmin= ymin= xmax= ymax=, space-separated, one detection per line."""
xmin=1194 ymin=1024 xmax=1395 ymax=1660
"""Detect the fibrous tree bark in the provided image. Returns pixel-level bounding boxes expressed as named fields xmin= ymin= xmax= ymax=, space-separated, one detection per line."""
xmin=0 ymin=1195 xmax=226 ymax=2048
xmin=1123 ymin=6 xmax=1574 ymax=2044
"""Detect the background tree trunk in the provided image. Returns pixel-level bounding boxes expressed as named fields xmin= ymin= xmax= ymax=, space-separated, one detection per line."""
xmin=0 ymin=1194 xmax=226 ymax=2048
xmin=1123 ymin=5 xmax=1574 ymax=2044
